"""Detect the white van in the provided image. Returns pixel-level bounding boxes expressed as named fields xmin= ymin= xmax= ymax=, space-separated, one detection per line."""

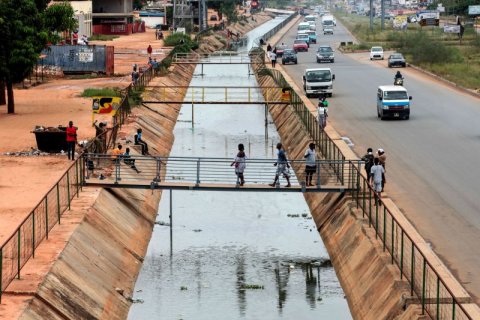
xmin=303 ymin=68 xmax=335 ymax=98
xmin=297 ymin=22 xmax=310 ymax=32
xmin=376 ymin=85 xmax=412 ymax=120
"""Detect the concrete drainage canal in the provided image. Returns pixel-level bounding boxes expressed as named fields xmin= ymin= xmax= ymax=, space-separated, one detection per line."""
xmin=128 ymin=16 xmax=352 ymax=320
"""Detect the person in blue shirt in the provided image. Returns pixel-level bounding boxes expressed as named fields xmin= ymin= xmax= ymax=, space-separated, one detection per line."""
xmin=269 ymin=143 xmax=291 ymax=188
xmin=135 ymin=128 xmax=149 ymax=155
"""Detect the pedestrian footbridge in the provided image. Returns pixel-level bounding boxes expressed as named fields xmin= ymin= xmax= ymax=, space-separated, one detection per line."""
xmin=81 ymin=154 xmax=361 ymax=193
xmin=142 ymin=86 xmax=292 ymax=105
xmin=172 ymin=52 xmax=261 ymax=65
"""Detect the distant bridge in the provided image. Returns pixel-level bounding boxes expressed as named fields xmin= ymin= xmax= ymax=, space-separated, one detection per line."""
xmin=142 ymin=86 xmax=292 ymax=105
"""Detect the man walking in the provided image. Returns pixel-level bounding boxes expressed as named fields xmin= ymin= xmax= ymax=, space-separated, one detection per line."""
xmin=147 ymin=44 xmax=153 ymax=57
xmin=369 ymin=158 xmax=385 ymax=205
xmin=304 ymin=143 xmax=316 ymax=187
xmin=269 ymin=143 xmax=291 ymax=188
xmin=361 ymin=147 xmax=374 ymax=179
xmin=66 ymin=121 xmax=77 ymax=160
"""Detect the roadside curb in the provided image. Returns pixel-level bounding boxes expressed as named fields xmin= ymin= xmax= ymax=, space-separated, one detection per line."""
xmin=407 ymin=63 xmax=480 ymax=99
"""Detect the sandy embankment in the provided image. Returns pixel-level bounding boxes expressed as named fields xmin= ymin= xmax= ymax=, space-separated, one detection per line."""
xmin=0 ymin=14 xmax=273 ymax=319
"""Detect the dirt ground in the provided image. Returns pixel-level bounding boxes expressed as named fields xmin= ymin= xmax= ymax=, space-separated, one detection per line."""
xmin=0 ymin=28 xmax=169 ymax=244
xmin=0 ymin=15 xmax=272 ymax=247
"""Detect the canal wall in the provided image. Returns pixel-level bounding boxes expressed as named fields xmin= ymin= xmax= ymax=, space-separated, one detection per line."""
xmin=264 ymin=98 xmax=422 ymax=319
xmin=14 ymin=16 xmax=273 ymax=320
xmin=18 ymin=63 xmax=196 ymax=320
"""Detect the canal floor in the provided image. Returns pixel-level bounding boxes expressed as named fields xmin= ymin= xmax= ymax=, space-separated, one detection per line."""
xmin=128 ymin=16 xmax=351 ymax=320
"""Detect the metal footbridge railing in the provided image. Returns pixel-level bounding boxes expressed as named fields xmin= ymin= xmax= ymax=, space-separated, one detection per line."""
xmin=142 ymin=86 xmax=292 ymax=105
xmin=172 ymin=52 xmax=262 ymax=64
xmin=81 ymin=154 xmax=361 ymax=193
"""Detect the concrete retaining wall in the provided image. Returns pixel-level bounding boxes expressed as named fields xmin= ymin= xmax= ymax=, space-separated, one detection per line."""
xmin=254 ymin=68 xmax=424 ymax=318
xmin=19 ymin=63 xmax=196 ymax=320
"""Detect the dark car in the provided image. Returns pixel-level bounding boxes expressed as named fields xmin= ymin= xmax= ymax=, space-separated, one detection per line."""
xmin=316 ymin=45 xmax=334 ymax=63
xmin=281 ymin=49 xmax=298 ymax=65
xmin=210 ymin=15 xmax=218 ymax=21
xmin=275 ymin=44 xmax=288 ymax=57
xmin=293 ymin=40 xmax=308 ymax=52
xmin=388 ymin=53 xmax=406 ymax=68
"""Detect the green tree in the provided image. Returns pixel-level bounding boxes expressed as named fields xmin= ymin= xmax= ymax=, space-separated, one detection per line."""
xmin=0 ymin=0 xmax=76 ymax=113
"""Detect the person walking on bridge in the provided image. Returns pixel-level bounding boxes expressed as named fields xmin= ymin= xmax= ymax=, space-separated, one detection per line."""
xmin=370 ymin=157 xmax=385 ymax=206
xmin=304 ymin=143 xmax=316 ymax=187
xmin=269 ymin=143 xmax=291 ymax=188
xmin=231 ymin=143 xmax=246 ymax=186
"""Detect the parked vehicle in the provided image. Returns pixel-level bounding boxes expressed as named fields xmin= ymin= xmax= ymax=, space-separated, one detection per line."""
xmin=303 ymin=68 xmax=335 ymax=98
xmin=377 ymin=85 xmax=412 ymax=120
xmin=370 ymin=46 xmax=384 ymax=60
xmin=316 ymin=45 xmax=335 ymax=63
xmin=210 ymin=15 xmax=218 ymax=21
xmin=296 ymin=33 xmax=310 ymax=47
xmin=388 ymin=53 xmax=406 ymax=67
xmin=281 ymin=49 xmax=298 ymax=65
xmin=293 ymin=40 xmax=309 ymax=52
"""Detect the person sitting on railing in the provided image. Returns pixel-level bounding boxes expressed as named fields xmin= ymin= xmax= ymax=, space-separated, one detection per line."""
xmin=281 ymin=88 xmax=291 ymax=103
xmin=112 ymin=144 xmax=123 ymax=163
xmin=269 ymin=143 xmax=291 ymax=188
xmin=134 ymin=128 xmax=150 ymax=155
xmin=123 ymin=148 xmax=140 ymax=173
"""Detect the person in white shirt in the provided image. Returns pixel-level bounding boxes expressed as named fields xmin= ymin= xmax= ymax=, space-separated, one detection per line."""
xmin=231 ymin=143 xmax=246 ymax=186
xmin=304 ymin=143 xmax=316 ymax=186
xmin=369 ymin=157 xmax=386 ymax=205
xmin=269 ymin=51 xmax=277 ymax=68
xmin=317 ymin=100 xmax=328 ymax=130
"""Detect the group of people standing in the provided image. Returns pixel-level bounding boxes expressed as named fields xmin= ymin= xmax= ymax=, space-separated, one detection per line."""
xmin=362 ymin=148 xmax=387 ymax=205
xmin=266 ymin=43 xmax=277 ymax=68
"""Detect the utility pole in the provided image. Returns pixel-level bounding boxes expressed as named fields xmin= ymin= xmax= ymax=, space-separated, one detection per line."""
xmin=369 ymin=0 xmax=373 ymax=31
xmin=381 ymin=0 xmax=385 ymax=31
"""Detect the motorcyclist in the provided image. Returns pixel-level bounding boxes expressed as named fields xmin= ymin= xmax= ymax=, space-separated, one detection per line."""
xmin=394 ymin=71 xmax=403 ymax=85
xmin=394 ymin=71 xmax=403 ymax=80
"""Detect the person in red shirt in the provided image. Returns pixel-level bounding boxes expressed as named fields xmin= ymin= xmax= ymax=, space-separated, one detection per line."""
xmin=147 ymin=44 xmax=153 ymax=57
xmin=66 ymin=121 xmax=77 ymax=160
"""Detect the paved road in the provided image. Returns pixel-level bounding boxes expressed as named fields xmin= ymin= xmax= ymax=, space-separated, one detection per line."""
xmin=276 ymin=17 xmax=480 ymax=302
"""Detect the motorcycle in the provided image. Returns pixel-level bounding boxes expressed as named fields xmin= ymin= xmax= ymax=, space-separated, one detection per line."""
xmin=394 ymin=77 xmax=404 ymax=86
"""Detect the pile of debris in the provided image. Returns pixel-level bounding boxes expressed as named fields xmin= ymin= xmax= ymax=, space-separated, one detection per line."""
xmin=3 ymin=148 xmax=52 ymax=157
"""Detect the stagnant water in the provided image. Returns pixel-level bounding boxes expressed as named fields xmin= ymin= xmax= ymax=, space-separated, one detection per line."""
xmin=128 ymin=16 xmax=351 ymax=320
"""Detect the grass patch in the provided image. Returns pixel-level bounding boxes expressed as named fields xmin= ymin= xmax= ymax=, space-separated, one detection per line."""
xmin=89 ymin=34 xmax=119 ymax=41
xmin=81 ymin=87 xmax=122 ymax=97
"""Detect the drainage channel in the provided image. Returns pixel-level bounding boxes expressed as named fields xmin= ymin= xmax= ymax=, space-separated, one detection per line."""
xmin=128 ymin=16 xmax=351 ymax=320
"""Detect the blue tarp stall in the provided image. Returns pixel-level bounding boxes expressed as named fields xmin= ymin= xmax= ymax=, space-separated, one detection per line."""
xmin=40 ymin=45 xmax=113 ymax=74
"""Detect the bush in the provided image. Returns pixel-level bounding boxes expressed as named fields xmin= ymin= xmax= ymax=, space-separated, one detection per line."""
xmin=392 ymin=31 xmax=464 ymax=64
xmin=163 ymin=33 xmax=193 ymax=47
xmin=81 ymin=87 xmax=121 ymax=97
